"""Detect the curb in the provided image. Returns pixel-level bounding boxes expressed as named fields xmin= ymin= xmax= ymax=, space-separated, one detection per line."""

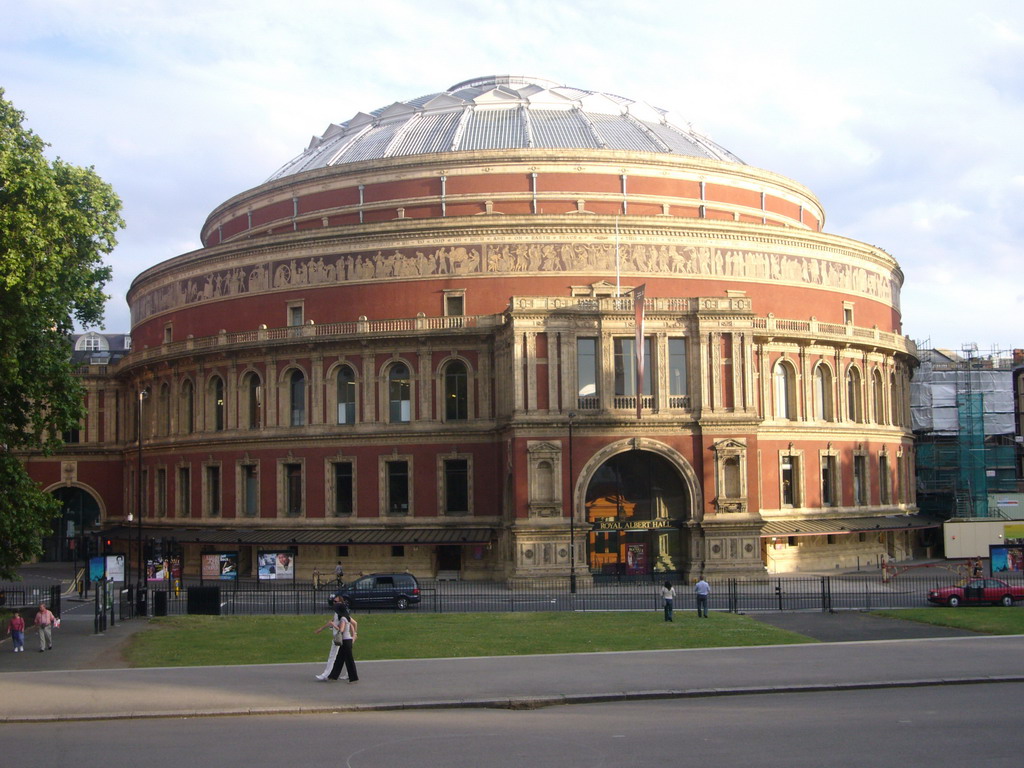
xmin=5 ymin=674 xmax=1023 ymax=724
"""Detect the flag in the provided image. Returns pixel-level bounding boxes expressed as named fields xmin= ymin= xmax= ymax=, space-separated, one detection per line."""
xmin=633 ymin=284 xmax=646 ymax=419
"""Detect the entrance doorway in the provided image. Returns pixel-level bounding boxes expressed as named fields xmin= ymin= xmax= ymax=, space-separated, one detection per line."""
xmin=584 ymin=450 xmax=689 ymax=576
xmin=437 ymin=545 xmax=462 ymax=573
xmin=44 ymin=487 xmax=101 ymax=561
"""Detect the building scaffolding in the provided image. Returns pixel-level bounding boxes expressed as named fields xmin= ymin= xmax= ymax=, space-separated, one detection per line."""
xmin=911 ymin=344 xmax=1021 ymax=518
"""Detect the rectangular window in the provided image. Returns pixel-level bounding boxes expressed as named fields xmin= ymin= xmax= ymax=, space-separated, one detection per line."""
xmin=288 ymin=304 xmax=303 ymax=326
xmin=386 ymin=460 xmax=409 ymax=515
xmin=444 ymin=293 xmax=464 ymax=317
xmin=668 ymin=338 xmax=688 ymax=407
xmin=333 ymin=462 xmax=353 ymax=516
xmin=444 ymin=458 xmax=469 ymax=514
xmin=576 ymin=337 xmax=597 ymax=407
xmin=156 ymin=468 xmax=167 ymax=518
xmin=391 ymin=545 xmax=405 ymax=558
xmin=177 ymin=466 xmax=191 ymax=517
xmin=62 ymin=428 xmax=81 ymax=444
xmin=284 ymin=463 xmax=302 ymax=517
xmin=242 ymin=464 xmax=258 ymax=517
xmin=854 ymin=454 xmax=869 ymax=506
xmin=879 ymin=455 xmax=891 ymax=504
xmin=781 ymin=454 xmax=801 ymax=507
xmin=613 ymin=337 xmax=652 ymax=397
xmin=336 ymin=545 xmax=349 ymax=558
xmin=205 ymin=465 xmax=221 ymax=517
xmin=821 ymin=455 xmax=838 ymax=507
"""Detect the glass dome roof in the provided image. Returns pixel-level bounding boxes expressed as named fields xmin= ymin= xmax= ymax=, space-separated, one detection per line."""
xmin=267 ymin=75 xmax=743 ymax=181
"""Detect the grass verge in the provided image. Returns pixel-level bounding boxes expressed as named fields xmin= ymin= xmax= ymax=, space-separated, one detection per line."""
xmin=872 ymin=607 xmax=1024 ymax=635
xmin=123 ymin=611 xmax=813 ymax=668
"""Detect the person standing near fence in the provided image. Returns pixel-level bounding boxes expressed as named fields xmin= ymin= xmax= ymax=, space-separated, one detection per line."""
xmin=694 ymin=577 xmax=710 ymax=618
xmin=334 ymin=562 xmax=344 ymax=586
xmin=34 ymin=603 xmax=56 ymax=651
xmin=7 ymin=611 xmax=25 ymax=652
xmin=661 ymin=580 xmax=676 ymax=622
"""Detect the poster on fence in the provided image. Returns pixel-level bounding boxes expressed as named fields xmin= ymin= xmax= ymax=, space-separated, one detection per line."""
xmin=257 ymin=552 xmax=296 ymax=580
xmin=202 ymin=552 xmax=238 ymax=580
xmin=105 ymin=554 xmax=125 ymax=582
xmin=89 ymin=556 xmax=106 ymax=582
xmin=147 ymin=556 xmax=182 ymax=582
xmin=991 ymin=545 xmax=1024 ymax=573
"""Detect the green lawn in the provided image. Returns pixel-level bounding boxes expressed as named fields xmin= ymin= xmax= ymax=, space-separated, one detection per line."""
xmin=872 ymin=607 xmax=1024 ymax=635
xmin=123 ymin=611 xmax=813 ymax=668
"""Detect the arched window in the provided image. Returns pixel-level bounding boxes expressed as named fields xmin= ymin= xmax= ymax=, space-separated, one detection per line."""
xmin=336 ymin=365 xmax=356 ymax=425
xmin=773 ymin=360 xmax=795 ymax=420
xmin=872 ymin=370 xmax=885 ymax=424
xmin=444 ymin=360 xmax=468 ymax=421
xmin=846 ymin=367 xmax=863 ymax=423
xmin=180 ymin=379 xmax=194 ymax=434
xmin=243 ymin=372 xmax=262 ymax=429
xmin=210 ymin=376 xmax=225 ymax=431
xmin=289 ymin=369 xmax=306 ymax=427
xmin=389 ymin=363 xmax=411 ymax=423
xmin=813 ymin=364 xmax=834 ymax=421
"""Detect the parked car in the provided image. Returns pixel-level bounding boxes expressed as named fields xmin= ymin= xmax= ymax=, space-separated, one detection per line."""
xmin=340 ymin=573 xmax=421 ymax=610
xmin=927 ymin=578 xmax=1024 ymax=607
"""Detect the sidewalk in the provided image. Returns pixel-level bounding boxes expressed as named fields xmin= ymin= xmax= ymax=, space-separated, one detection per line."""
xmin=2 ymin=604 xmax=1022 ymax=723
xmin=1 ymin=633 xmax=1022 ymax=723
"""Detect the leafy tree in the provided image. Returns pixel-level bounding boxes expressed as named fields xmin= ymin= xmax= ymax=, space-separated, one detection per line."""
xmin=0 ymin=89 xmax=123 ymax=579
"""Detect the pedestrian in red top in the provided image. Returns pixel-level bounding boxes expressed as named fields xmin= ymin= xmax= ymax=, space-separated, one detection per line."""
xmin=34 ymin=603 xmax=56 ymax=652
xmin=6 ymin=611 xmax=25 ymax=652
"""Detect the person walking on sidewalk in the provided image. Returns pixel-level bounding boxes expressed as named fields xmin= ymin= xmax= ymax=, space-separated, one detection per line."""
xmin=327 ymin=600 xmax=359 ymax=684
xmin=661 ymin=580 xmax=676 ymax=622
xmin=7 ymin=611 xmax=25 ymax=652
xmin=34 ymin=603 xmax=56 ymax=651
xmin=314 ymin=594 xmax=349 ymax=681
xmin=694 ymin=576 xmax=710 ymax=618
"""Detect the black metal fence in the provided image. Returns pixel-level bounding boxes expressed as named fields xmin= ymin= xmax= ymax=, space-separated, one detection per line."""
xmin=81 ymin=573 xmax=1024 ymax=618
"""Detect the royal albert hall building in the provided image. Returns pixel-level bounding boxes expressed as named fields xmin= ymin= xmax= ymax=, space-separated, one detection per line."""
xmin=29 ymin=75 xmax=930 ymax=581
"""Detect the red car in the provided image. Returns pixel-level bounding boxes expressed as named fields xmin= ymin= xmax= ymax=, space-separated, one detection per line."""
xmin=927 ymin=578 xmax=1024 ymax=607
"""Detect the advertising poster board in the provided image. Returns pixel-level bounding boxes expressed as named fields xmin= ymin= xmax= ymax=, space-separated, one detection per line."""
xmin=991 ymin=545 xmax=1024 ymax=573
xmin=626 ymin=543 xmax=647 ymax=575
xmin=89 ymin=556 xmax=106 ymax=582
xmin=146 ymin=556 xmax=182 ymax=582
xmin=201 ymin=553 xmax=239 ymax=580
xmin=105 ymin=554 xmax=126 ymax=582
xmin=257 ymin=552 xmax=296 ymax=580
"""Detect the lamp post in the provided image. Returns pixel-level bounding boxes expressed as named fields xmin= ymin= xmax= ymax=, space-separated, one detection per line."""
xmin=136 ymin=387 xmax=148 ymax=604
xmin=568 ymin=411 xmax=577 ymax=594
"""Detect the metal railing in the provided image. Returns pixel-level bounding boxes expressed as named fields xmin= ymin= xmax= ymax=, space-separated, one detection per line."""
xmin=86 ymin=573 xmax=1024 ymax=618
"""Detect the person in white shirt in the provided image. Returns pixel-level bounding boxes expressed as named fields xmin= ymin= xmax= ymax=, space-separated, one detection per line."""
xmin=660 ymin=581 xmax=676 ymax=622
xmin=694 ymin=577 xmax=710 ymax=618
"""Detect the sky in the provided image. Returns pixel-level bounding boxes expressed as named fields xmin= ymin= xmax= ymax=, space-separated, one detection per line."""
xmin=2 ymin=0 xmax=1022 ymax=352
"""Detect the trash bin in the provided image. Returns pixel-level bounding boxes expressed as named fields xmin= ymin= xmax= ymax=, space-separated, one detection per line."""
xmin=153 ymin=590 xmax=168 ymax=616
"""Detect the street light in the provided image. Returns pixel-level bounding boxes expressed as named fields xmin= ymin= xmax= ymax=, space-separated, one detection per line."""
xmin=136 ymin=387 xmax=148 ymax=606
xmin=568 ymin=411 xmax=577 ymax=594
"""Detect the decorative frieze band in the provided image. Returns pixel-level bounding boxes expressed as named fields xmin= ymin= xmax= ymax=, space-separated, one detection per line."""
xmin=131 ymin=241 xmax=900 ymax=325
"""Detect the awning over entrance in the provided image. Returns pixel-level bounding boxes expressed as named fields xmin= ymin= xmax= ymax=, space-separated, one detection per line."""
xmin=99 ymin=526 xmax=496 ymax=546
xmin=760 ymin=514 xmax=943 ymax=538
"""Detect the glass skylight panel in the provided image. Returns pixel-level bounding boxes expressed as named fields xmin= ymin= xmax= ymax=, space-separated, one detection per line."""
xmin=644 ymin=122 xmax=708 ymax=158
xmin=341 ymin=122 xmax=402 ymax=162
xmin=589 ymin=114 xmax=659 ymax=152
xmin=459 ymin=108 xmax=527 ymax=151
xmin=390 ymin=111 xmax=462 ymax=156
xmin=530 ymin=110 xmax=596 ymax=149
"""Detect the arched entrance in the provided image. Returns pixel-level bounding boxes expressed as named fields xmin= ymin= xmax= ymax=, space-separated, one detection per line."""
xmin=42 ymin=487 xmax=101 ymax=561
xmin=583 ymin=449 xmax=691 ymax=576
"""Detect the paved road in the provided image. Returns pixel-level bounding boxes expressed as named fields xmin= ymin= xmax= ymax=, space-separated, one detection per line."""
xmin=8 ymin=684 xmax=1024 ymax=768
